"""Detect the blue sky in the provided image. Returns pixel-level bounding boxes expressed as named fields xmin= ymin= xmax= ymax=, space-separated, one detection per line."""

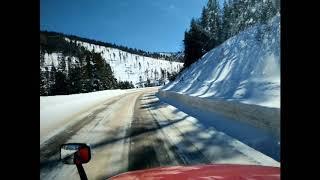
xmin=40 ymin=0 xmax=208 ymax=52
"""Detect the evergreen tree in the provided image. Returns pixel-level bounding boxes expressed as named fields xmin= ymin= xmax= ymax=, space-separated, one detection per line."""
xmin=40 ymin=68 xmax=47 ymax=95
xmin=203 ymin=0 xmax=222 ymax=46
xmin=40 ymin=51 xmax=45 ymax=67
xmin=139 ymin=76 xmax=143 ymax=87
xmin=68 ymin=66 xmax=82 ymax=94
xmin=274 ymin=0 xmax=280 ymax=12
xmin=58 ymin=55 xmax=66 ymax=74
xmin=52 ymin=71 xmax=68 ymax=95
xmin=145 ymin=78 xmax=151 ymax=87
xmin=183 ymin=19 xmax=207 ymax=68
xmin=48 ymin=65 xmax=57 ymax=95
xmin=93 ymin=53 xmax=117 ymax=90
xmin=183 ymin=0 xmax=224 ymax=68
xmin=228 ymin=0 xmax=241 ymax=37
xmin=81 ymin=53 xmax=94 ymax=92
xmin=221 ymin=0 xmax=232 ymax=42
xmin=67 ymin=57 xmax=72 ymax=73
xmin=260 ymin=0 xmax=277 ymax=23
xmin=235 ymin=0 xmax=248 ymax=32
xmin=118 ymin=81 xmax=134 ymax=89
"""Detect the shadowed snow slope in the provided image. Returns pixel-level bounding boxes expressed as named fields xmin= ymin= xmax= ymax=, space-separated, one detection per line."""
xmin=162 ymin=15 xmax=280 ymax=108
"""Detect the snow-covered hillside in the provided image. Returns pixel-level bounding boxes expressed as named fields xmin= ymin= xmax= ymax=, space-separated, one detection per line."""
xmin=42 ymin=39 xmax=183 ymax=87
xmin=162 ymin=14 xmax=280 ymax=108
xmin=42 ymin=53 xmax=79 ymax=72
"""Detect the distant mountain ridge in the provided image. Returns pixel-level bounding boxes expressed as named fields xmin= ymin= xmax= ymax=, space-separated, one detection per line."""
xmin=40 ymin=30 xmax=182 ymax=62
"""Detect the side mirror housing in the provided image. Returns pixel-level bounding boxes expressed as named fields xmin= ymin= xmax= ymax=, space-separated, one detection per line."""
xmin=60 ymin=143 xmax=91 ymax=165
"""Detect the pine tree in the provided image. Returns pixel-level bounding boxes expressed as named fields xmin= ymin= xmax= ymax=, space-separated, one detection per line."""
xmin=40 ymin=50 xmax=45 ymax=67
xmin=200 ymin=6 xmax=210 ymax=31
xmin=58 ymin=56 xmax=66 ymax=75
xmin=139 ymin=76 xmax=143 ymax=87
xmin=68 ymin=66 xmax=82 ymax=94
xmin=221 ymin=0 xmax=232 ymax=42
xmin=48 ymin=64 xmax=57 ymax=95
xmin=81 ymin=53 xmax=94 ymax=92
xmin=261 ymin=0 xmax=277 ymax=23
xmin=145 ymin=78 xmax=151 ymax=87
xmin=183 ymin=0 xmax=225 ymax=68
xmin=236 ymin=0 xmax=248 ymax=32
xmin=228 ymin=0 xmax=240 ymax=37
xmin=154 ymin=69 xmax=158 ymax=80
xmin=183 ymin=19 xmax=206 ymax=68
xmin=274 ymin=0 xmax=280 ymax=12
xmin=52 ymin=71 xmax=68 ymax=95
xmin=67 ymin=57 xmax=72 ymax=73
xmin=205 ymin=0 xmax=222 ymax=46
xmin=93 ymin=53 xmax=117 ymax=90
xmin=40 ymin=68 xmax=46 ymax=95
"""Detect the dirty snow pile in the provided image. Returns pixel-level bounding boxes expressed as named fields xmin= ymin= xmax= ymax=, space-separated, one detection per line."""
xmin=162 ymin=15 xmax=280 ymax=108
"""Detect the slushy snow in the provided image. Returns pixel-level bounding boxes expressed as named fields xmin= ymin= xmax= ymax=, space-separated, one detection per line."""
xmin=162 ymin=15 xmax=280 ymax=108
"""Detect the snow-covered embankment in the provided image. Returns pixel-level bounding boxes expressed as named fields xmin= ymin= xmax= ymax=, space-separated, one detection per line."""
xmin=160 ymin=15 xmax=280 ymax=139
xmin=158 ymin=91 xmax=280 ymax=138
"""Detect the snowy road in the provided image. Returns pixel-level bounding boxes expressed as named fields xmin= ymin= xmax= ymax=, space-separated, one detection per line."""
xmin=40 ymin=87 xmax=279 ymax=180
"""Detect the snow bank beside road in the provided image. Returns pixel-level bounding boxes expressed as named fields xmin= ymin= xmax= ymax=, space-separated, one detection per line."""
xmin=158 ymin=90 xmax=280 ymax=139
xmin=40 ymin=88 xmax=140 ymax=144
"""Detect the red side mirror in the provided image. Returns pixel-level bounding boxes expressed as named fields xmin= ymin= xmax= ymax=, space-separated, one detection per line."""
xmin=60 ymin=143 xmax=91 ymax=164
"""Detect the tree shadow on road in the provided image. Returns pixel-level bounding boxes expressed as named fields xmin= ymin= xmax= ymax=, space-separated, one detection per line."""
xmin=155 ymin=92 xmax=280 ymax=162
xmin=41 ymin=92 xmax=279 ymax=180
xmin=96 ymin=92 xmax=275 ymax=179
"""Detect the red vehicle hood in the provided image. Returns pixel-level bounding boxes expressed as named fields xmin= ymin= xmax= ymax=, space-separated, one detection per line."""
xmin=110 ymin=164 xmax=280 ymax=180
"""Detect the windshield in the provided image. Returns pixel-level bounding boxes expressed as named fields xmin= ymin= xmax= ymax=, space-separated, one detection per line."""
xmin=40 ymin=0 xmax=280 ymax=179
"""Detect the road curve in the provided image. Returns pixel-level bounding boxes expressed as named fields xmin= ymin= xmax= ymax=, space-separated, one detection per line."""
xmin=40 ymin=87 xmax=279 ymax=180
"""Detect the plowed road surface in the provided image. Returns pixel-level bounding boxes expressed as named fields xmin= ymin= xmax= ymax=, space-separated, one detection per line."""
xmin=40 ymin=87 xmax=279 ymax=180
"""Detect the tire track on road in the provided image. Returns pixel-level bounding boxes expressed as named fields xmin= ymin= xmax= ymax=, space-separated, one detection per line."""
xmin=40 ymin=95 xmax=125 ymax=171
xmin=127 ymin=92 xmax=209 ymax=171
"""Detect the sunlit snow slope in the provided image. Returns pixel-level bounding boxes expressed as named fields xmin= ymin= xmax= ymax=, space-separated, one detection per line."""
xmin=47 ymin=38 xmax=183 ymax=86
xmin=162 ymin=15 xmax=280 ymax=108
xmin=42 ymin=39 xmax=183 ymax=87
